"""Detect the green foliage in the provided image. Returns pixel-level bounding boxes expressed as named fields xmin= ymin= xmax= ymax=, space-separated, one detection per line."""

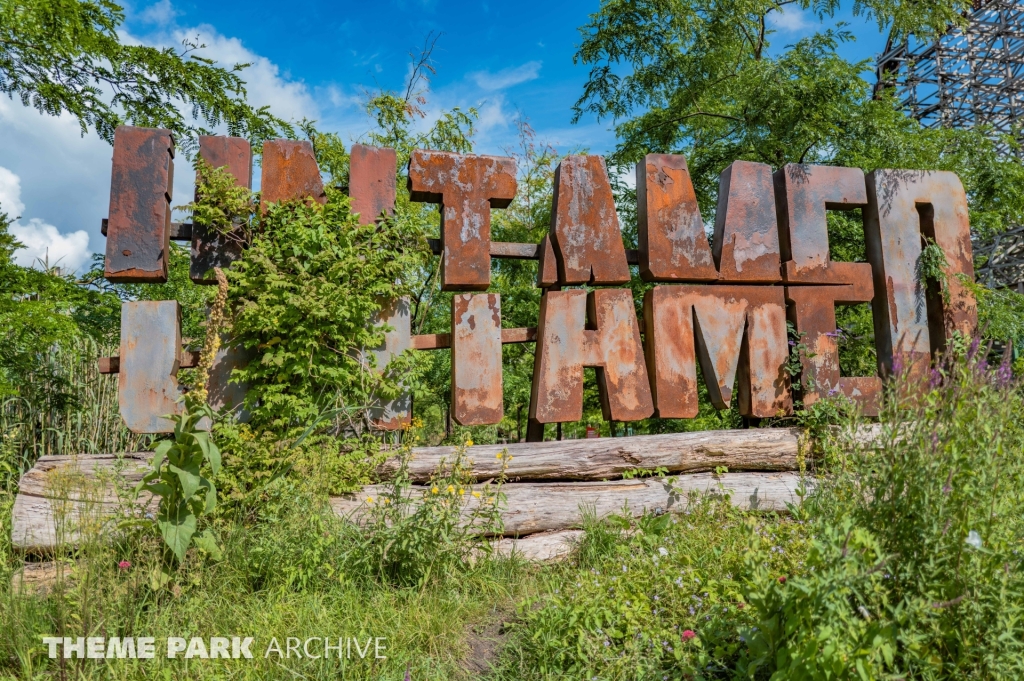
xmin=500 ymin=497 xmax=810 ymax=679
xmin=0 ymin=0 xmax=292 ymax=150
xmin=134 ymin=398 xmax=221 ymax=565
xmin=226 ymin=188 xmax=428 ymax=431
xmin=339 ymin=445 xmax=507 ymax=588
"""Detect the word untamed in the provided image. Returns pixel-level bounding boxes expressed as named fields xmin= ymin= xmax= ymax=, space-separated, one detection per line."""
xmin=102 ymin=127 xmax=977 ymax=437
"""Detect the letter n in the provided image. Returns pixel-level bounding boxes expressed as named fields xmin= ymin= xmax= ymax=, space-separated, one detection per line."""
xmin=643 ymin=285 xmax=791 ymax=418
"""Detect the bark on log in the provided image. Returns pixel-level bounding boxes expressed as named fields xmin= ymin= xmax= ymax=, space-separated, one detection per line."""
xmin=382 ymin=428 xmax=805 ymax=482
xmin=331 ymin=472 xmax=806 ymax=536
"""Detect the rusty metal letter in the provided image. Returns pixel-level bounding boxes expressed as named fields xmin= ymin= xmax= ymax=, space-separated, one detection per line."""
xmin=550 ymin=156 xmax=631 ymax=285
xmin=119 ymin=301 xmax=182 ymax=433
xmin=408 ymin=150 xmax=517 ymax=290
xmin=260 ymin=140 xmax=325 ymax=211
xmin=643 ymin=285 xmax=791 ymax=418
xmin=530 ymin=289 xmax=653 ymax=423
xmin=350 ymin=144 xmax=397 ymax=225
xmin=774 ymin=164 xmax=869 ymax=285
xmin=637 ymin=154 xmax=717 ymax=282
xmin=191 ymin=135 xmax=251 ymax=284
xmin=712 ymin=161 xmax=782 ymax=283
xmin=367 ymin=297 xmax=412 ymax=430
xmin=452 ymin=294 xmax=504 ymax=425
xmin=864 ymin=170 xmax=977 ymax=378
xmin=785 ymin=284 xmax=881 ymax=415
xmin=105 ymin=126 xmax=174 ymax=283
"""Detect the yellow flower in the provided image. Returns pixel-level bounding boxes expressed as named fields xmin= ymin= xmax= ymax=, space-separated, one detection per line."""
xmin=384 ymin=498 xmax=391 ymax=504
xmin=458 ymin=488 xmax=464 ymax=495
xmin=447 ymin=485 xmax=455 ymax=494
xmin=366 ymin=496 xmax=374 ymax=504
xmin=496 ymin=452 xmax=503 ymax=460
xmin=431 ymin=486 xmax=439 ymax=494
xmin=472 ymin=491 xmax=481 ymax=498
xmin=466 ymin=439 xmax=474 ymax=447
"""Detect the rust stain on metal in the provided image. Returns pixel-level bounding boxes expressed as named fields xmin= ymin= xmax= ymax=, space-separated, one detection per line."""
xmin=865 ymin=170 xmax=977 ymax=379
xmin=712 ymin=161 xmax=781 ymax=283
xmin=531 ymin=289 xmax=653 ymax=423
xmin=637 ymin=154 xmax=717 ymax=282
xmin=452 ymin=294 xmax=504 ymax=425
xmin=785 ymin=285 xmax=881 ymax=415
xmin=409 ymin=150 xmax=517 ymax=290
xmin=644 ymin=285 xmax=791 ymax=418
xmin=550 ymin=156 xmax=631 ymax=285
xmin=191 ymin=135 xmax=251 ymax=284
xmin=118 ymin=301 xmax=183 ymax=433
xmin=260 ymin=140 xmax=326 ymax=211
xmin=774 ymin=164 xmax=869 ymax=284
xmin=350 ymin=144 xmax=396 ymax=225
xmin=105 ymin=126 xmax=174 ymax=283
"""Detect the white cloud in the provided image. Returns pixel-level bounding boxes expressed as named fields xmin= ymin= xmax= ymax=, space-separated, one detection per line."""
xmin=0 ymin=166 xmax=25 ymax=216
xmin=138 ymin=0 xmax=179 ymax=26
xmin=469 ymin=61 xmax=542 ymax=91
xmin=11 ymin=220 xmax=91 ymax=272
xmin=0 ymin=164 xmax=91 ymax=271
xmin=769 ymin=7 xmax=813 ymax=32
xmin=0 ymin=14 xmax=320 ymax=264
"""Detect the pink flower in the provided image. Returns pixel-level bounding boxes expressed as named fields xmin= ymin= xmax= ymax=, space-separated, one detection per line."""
xmin=778 ymin=575 xmax=787 ymax=584
xmin=118 ymin=560 xmax=131 ymax=571
xmin=681 ymin=630 xmax=696 ymax=641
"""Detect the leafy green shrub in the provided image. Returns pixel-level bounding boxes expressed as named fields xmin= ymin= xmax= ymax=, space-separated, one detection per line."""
xmin=338 ymin=444 xmax=507 ymax=588
xmin=737 ymin=345 xmax=1024 ymax=679
xmin=132 ymin=398 xmax=222 ymax=567
xmin=500 ymin=496 xmax=810 ymax=679
xmin=227 ymin=188 xmax=427 ymax=433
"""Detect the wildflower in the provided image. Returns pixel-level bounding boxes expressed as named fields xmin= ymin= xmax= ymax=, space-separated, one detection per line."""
xmin=658 ymin=547 xmax=668 ymax=557
xmin=496 ymin=452 xmax=503 ymax=459
xmin=366 ymin=496 xmax=374 ymax=504
xmin=447 ymin=485 xmax=455 ymax=494
xmin=681 ymin=630 xmax=696 ymax=641
xmin=458 ymin=488 xmax=464 ymax=495
xmin=431 ymin=486 xmax=439 ymax=494
xmin=472 ymin=491 xmax=481 ymax=498
xmin=466 ymin=439 xmax=474 ymax=447
xmin=118 ymin=560 xmax=131 ymax=571
xmin=966 ymin=530 xmax=983 ymax=549
xmin=778 ymin=576 xmax=787 ymax=584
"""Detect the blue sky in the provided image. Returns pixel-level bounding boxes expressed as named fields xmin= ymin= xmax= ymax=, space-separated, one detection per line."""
xmin=0 ymin=0 xmax=892 ymax=272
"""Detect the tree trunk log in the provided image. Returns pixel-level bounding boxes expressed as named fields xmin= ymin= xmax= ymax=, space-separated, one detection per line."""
xmin=381 ymin=428 xmax=806 ymax=482
xmin=330 ymin=472 xmax=806 ymax=536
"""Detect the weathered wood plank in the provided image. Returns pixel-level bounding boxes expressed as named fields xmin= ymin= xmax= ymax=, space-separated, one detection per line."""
xmin=384 ymin=428 xmax=805 ymax=482
xmin=491 ymin=530 xmax=583 ymax=562
xmin=331 ymin=472 xmax=806 ymax=536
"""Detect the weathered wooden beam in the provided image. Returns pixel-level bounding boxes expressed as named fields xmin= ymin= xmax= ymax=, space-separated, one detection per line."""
xmin=383 ymin=428 xmax=805 ymax=482
xmin=331 ymin=473 xmax=806 ymax=536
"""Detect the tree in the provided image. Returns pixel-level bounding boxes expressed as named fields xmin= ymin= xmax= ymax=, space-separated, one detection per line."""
xmin=0 ymin=0 xmax=291 ymax=151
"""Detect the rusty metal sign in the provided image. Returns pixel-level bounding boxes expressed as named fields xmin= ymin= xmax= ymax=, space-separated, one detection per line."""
xmin=101 ymin=128 xmax=978 ymax=437
xmin=409 ymin=150 xmax=517 ymax=290
xmin=105 ymin=126 xmax=174 ymax=283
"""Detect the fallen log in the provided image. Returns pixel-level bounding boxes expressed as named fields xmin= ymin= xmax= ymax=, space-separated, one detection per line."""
xmin=383 ymin=428 xmax=806 ymax=482
xmin=331 ymin=472 xmax=806 ymax=536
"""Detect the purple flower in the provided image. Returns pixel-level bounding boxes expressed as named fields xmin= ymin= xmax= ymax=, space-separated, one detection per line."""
xmin=788 ymin=340 xmax=796 ymax=347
